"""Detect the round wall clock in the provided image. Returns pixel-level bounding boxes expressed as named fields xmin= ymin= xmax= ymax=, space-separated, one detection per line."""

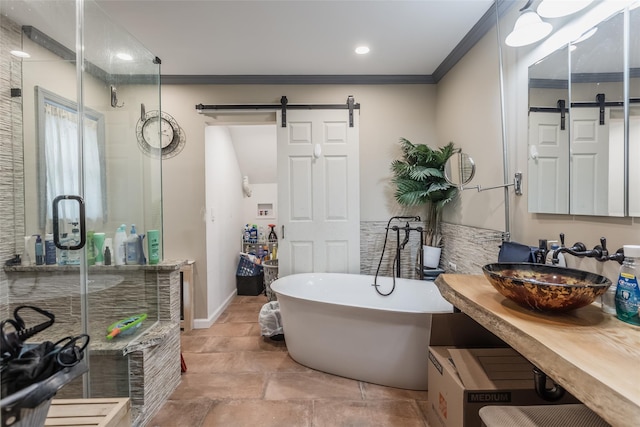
xmin=136 ymin=110 xmax=186 ymax=159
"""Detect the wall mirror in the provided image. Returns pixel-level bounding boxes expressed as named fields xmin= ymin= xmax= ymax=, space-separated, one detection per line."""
xmin=527 ymin=6 xmax=638 ymax=217
xmin=629 ymin=5 xmax=640 ymax=216
xmin=444 ymin=152 xmax=476 ymax=188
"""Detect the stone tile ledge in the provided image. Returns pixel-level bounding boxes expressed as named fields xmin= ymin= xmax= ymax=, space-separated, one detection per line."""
xmin=4 ymin=259 xmax=187 ymax=273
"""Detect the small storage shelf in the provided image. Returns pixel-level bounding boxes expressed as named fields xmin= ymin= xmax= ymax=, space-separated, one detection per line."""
xmin=242 ymin=241 xmax=277 ymax=258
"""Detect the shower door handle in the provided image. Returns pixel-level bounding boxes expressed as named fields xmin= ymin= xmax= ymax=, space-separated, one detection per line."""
xmin=52 ymin=195 xmax=86 ymax=250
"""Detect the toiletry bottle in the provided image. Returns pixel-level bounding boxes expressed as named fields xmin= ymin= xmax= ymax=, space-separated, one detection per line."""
xmin=137 ymin=234 xmax=146 ymax=265
xmin=535 ymin=239 xmax=548 ymax=264
xmin=86 ymin=231 xmax=95 ymax=266
xmin=250 ymin=224 xmax=258 ymax=243
xmin=58 ymin=233 xmax=69 ymax=265
xmin=66 ymin=221 xmax=81 ymax=265
xmin=147 ymin=230 xmax=160 ymax=265
xmin=44 ymin=233 xmax=56 ymax=265
xmin=35 ymin=234 xmax=44 ymax=265
xmin=22 ymin=236 xmax=32 ymax=266
xmin=268 ymin=224 xmax=278 ymax=243
xmin=244 ymin=224 xmax=251 ymax=243
xmin=94 ymin=232 xmax=106 ymax=265
xmin=615 ymin=245 xmax=640 ymax=326
xmin=602 ymin=282 xmax=618 ymax=315
xmin=104 ymin=237 xmax=113 ymax=266
xmin=126 ymin=224 xmax=140 ymax=265
xmin=114 ymin=224 xmax=128 ymax=266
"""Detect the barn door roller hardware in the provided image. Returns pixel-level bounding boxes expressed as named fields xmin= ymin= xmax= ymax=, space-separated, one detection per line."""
xmin=195 ymin=96 xmax=360 ymax=127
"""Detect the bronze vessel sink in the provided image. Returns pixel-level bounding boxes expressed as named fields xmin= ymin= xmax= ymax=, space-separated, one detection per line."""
xmin=482 ymin=263 xmax=611 ymax=312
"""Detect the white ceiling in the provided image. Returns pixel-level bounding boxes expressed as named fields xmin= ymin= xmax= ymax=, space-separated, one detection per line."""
xmin=91 ymin=0 xmax=495 ymax=183
xmin=2 ymin=0 xmax=498 ymax=184
xmin=93 ymin=0 xmax=495 ymax=77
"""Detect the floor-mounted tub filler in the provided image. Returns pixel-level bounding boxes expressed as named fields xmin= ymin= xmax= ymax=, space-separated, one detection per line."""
xmin=270 ymin=273 xmax=453 ymax=390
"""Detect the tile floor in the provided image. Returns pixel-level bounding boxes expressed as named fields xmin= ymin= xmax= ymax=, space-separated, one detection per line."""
xmin=148 ymin=295 xmax=433 ymax=426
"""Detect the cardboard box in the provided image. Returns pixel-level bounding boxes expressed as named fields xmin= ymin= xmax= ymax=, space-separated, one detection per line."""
xmin=427 ymin=313 xmax=578 ymax=427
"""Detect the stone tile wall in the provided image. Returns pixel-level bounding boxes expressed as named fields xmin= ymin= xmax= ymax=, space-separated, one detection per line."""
xmin=360 ymin=221 xmax=504 ymax=277
xmin=1 ymin=17 xmax=25 ymax=320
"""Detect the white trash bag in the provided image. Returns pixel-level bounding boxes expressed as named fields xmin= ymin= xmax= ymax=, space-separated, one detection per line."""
xmin=259 ymin=301 xmax=284 ymax=340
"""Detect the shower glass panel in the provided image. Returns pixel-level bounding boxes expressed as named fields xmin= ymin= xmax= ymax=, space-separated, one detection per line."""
xmin=1 ymin=0 xmax=162 ymax=400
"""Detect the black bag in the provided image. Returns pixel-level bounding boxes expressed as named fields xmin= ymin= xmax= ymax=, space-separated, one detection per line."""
xmin=1 ymin=335 xmax=89 ymax=397
xmin=0 ymin=305 xmax=89 ymax=399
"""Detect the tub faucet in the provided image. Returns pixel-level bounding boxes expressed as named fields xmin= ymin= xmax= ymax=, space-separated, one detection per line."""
xmin=400 ymin=223 xmax=411 ymax=250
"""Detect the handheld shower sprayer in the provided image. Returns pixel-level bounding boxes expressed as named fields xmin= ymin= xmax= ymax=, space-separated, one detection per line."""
xmin=372 ymin=216 xmax=425 ymax=296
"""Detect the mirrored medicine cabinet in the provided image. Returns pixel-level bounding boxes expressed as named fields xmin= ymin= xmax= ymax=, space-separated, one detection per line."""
xmin=527 ymin=5 xmax=639 ymax=217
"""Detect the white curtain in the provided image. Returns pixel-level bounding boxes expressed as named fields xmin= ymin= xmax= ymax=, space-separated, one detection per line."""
xmin=44 ymin=102 xmax=103 ymax=228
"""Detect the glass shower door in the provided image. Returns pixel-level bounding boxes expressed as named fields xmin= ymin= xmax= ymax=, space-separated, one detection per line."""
xmin=1 ymin=0 xmax=162 ymax=401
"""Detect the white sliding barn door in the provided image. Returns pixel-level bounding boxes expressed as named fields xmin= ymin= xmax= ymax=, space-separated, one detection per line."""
xmin=276 ymin=109 xmax=360 ymax=276
xmin=570 ymin=107 xmax=609 ymax=216
xmin=528 ymin=111 xmax=569 ymax=214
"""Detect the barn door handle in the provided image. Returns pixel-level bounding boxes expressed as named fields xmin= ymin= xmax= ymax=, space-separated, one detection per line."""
xmin=281 ymin=225 xmax=285 ymax=240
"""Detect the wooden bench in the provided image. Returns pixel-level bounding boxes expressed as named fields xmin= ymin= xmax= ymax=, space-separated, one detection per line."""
xmin=45 ymin=398 xmax=130 ymax=427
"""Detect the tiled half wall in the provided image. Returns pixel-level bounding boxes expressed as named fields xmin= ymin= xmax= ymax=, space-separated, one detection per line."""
xmin=360 ymin=221 xmax=503 ymax=277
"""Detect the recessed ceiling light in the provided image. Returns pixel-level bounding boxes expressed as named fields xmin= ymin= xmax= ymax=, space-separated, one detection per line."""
xmin=355 ymin=46 xmax=370 ymax=55
xmin=10 ymin=50 xmax=30 ymax=58
xmin=116 ymin=52 xmax=133 ymax=61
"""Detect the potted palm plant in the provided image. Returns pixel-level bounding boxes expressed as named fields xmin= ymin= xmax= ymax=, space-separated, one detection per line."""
xmin=390 ymin=138 xmax=458 ymax=267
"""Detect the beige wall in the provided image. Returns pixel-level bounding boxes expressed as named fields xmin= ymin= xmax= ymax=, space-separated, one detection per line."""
xmin=160 ymin=84 xmax=439 ymax=319
xmin=163 ymin=3 xmax=640 ymax=320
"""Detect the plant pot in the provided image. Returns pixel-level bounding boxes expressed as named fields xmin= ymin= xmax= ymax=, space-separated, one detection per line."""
xmin=423 ymin=245 xmax=442 ymax=269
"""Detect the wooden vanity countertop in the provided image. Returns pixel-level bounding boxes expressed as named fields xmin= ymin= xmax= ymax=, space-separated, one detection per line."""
xmin=434 ymin=273 xmax=640 ymax=427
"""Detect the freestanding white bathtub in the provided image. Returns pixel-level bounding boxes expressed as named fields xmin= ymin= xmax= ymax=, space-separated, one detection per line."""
xmin=270 ymin=273 xmax=453 ymax=390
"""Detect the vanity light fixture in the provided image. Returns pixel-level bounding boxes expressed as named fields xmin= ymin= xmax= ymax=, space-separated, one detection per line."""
xmin=116 ymin=52 xmax=133 ymax=61
xmin=10 ymin=50 xmax=30 ymax=58
xmin=537 ymin=0 xmax=594 ymax=19
xmin=355 ymin=46 xmax=370 ymax=55
xmin=505 ymin=8 xmax=553 ymax=47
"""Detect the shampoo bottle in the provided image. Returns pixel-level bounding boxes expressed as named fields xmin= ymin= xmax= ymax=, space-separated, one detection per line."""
xmin=126 ymin=224 xmax=140 ymax=265
xmin=44 ymin=233 xmax=56 ymax=265
xmin=147 ymin=230 xmax=160 ymax=265
xmin=35 ymin=235 xmax=44 ymax=265
xmin=615 ymin=245 xmax=640 ymax=326
xmin=114 ymin=224 xmax=127 ymax=266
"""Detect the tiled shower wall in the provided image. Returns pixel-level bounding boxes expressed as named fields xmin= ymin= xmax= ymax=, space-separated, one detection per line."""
xmin=0 ymin=18 xmax=25 ymax=319
xmin=360 ymin=221 xmax=503 ymax=277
